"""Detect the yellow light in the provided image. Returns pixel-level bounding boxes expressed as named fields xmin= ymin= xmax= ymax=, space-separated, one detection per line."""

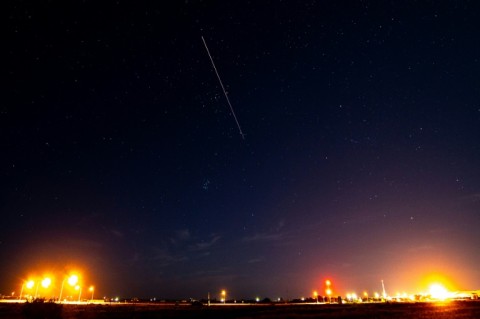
xmin=326 ymin=288 xmax=332 ymax=296
xmin=325 ymin=280 xmax=331 ymax=286
xmin=419 ymin=273 xmax=456 ymax=292
xmin=374 ymin=292 xmax=379 ymax=298
xmin=68 ymin=275 xmax=79 ymax=286
xmin=429 ymin=283 xmax=450 ymax=300
xmin=41 ymin=278 xmax=51 ymax=288
xmin=75 ymin=285 xmax=80 ymax=291
xmin=26 ymin=280 xmax=35 ymax=289
xmin=89 ymin=286 xmax=94 ymax=292
xmin=221 ymin=290 xmax=226 ymax=303
xmin=313 ymin=291 xmax=318 ymax=297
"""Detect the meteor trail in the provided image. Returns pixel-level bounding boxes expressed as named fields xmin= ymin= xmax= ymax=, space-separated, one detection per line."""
xmin=201 ymin=36 xmax=245 ymax=140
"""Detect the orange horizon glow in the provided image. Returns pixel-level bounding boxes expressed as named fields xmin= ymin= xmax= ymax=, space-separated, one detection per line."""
xmin=418 ymin=273 xmax=458 ymax=293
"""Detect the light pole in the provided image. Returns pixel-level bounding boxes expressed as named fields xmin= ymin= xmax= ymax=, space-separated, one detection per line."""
xmin=59 ymin=274 xmax=78 ymax=302
xmin=59 ymin=280 xmax=65 ymax=302
xmin=75 ymin=285 xmax=82 ymax=302
xmin=221 ymin=290 xmax=226 ymax=304
xmin=325 ymin=280 xmax=332 ymax=303
xmin=35 ymin=277 xmax=51 ymax=299
xmin=24 ymin=280 xmax=34 ymax=301
xmin=313 ymin=291 xmax=318 ymax=304
xmin=42 ymin=278 xmax=51 ymax=299
xmin=89 ymin=286 xmax=94 ymax=302
xmin=19 ymin=282 xmax=25 ymax=301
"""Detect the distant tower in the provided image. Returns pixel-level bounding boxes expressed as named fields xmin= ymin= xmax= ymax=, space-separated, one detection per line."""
xmin=381 ymin=280 xmax=387 ymax=299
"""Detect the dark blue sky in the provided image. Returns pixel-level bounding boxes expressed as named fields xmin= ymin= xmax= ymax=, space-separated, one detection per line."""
xmin=2 ymin=1 xmax=480 ymax=300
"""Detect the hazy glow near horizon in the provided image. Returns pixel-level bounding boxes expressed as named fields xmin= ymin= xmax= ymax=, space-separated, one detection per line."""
xmin=429 ymin=284 xmax=449 ymax=300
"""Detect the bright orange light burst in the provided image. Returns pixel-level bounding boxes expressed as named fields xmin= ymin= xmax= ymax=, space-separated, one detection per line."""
xmin=418 ymin=272 xmax=457 ymax=293
xmin=429 ymin=283 xmax=450 ymax=300
xmin=26 ymin=280 xmax=35 ymax=289
xmin=68 ymin=275 xmax=79 ymax=286
xmin=41 ymin=278 xmax=51 ymax=288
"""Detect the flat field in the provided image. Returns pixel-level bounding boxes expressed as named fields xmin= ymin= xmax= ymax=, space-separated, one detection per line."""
xmin=1 ymin=301 xmax=480 ymax=319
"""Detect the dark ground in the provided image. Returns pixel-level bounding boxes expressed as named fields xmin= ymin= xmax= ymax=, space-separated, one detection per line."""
xmin=1 ymin=301 xmax=480 ymax=319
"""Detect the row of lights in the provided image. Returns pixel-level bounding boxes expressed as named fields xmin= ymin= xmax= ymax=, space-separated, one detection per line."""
xmin=216 ymin=280 xmax=335 ymax=304
xmin=18 ymin=274 xmax=95 ymax=302
xmin=216 ymin=280 xmax=334 ymax=305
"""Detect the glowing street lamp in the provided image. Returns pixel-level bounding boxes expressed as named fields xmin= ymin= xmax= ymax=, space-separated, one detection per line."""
xmin=221 ymin=290 xmax=226 ymax=304
xmin=20 ymin=280 xmax=35 ymax=301
xmin=89 ymin=286 xmax=94 ymax=302
xmin=68 ymin=275 xmax=78 ymax=286
xmin=313 ymin=291 xmax=318 ymax=304
xmin=325 ymin=280 xmax=332 ymax=303
xmin=42 ymin=278 xmax=51 ymax=289
xmin=364 ymin=291 xmax=368 ymax=302
xmin=34 ymin=277 xmax=51 ymax=299
xmin=26 ymin=280 xmax=35 ymax=289
xmin=19 ymin=280 xmax=33 ymax=301
xmin=59 ymin=274 xmax=79 ymax=302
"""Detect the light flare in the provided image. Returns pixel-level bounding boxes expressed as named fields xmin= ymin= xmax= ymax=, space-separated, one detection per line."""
xmin=429 ymin=283 xmax=450 ymax=300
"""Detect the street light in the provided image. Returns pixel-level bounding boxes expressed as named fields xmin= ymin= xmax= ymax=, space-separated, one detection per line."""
xmin=326 ymin=288 xmax=332 ymax=302
xmin=20 ymin=280 xmax=35 ymax=301
xmin=313 ymin=291 xmax=318 ymax=304
xmin=221 ymin=290 xmax=226 ymax=304
xmin=89 ymin=286 xmax=94 ymax=302
xmin=325 ymin=280 xmax=332 ymax=303
xmin=59 ymin=274 xmax=79 ymax=302
xmin=34 ymin=277 xmax=51 ymax=299
xmin=68 ymin=275 xmax=78 ymax=286
xmin=26 ymin=280 xmax=35 ymax=289
xmin=41 ymin=278 xmax=51 ymax=289
xmin=75 ymin=285 xmax=82 ymax=302
xmin=19 ymin=280 xmax=32 ymax=301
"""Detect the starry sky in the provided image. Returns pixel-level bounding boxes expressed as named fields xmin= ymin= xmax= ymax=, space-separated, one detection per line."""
xmin=2 ymin=1 xmax=480 ymax=300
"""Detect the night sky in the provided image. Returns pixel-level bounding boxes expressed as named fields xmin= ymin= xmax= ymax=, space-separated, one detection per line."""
xmin=2 ymin=1 xmax=480 ymax=300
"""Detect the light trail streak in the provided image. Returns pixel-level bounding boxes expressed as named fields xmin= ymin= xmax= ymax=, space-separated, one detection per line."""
xmin=201 ymin=36 xmax=245 ymax=140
